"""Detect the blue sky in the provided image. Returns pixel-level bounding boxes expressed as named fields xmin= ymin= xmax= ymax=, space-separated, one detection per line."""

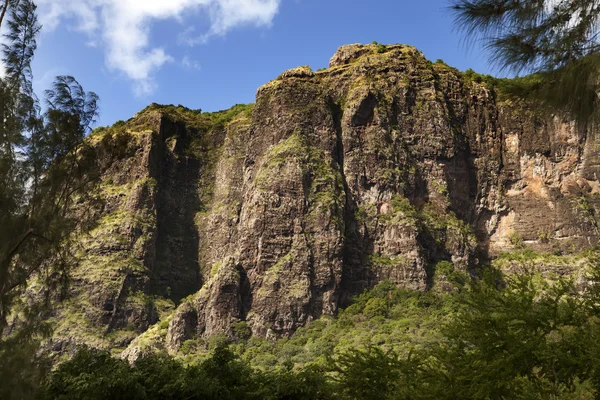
xmin=32 ymin=0 xmax=497 ymax=127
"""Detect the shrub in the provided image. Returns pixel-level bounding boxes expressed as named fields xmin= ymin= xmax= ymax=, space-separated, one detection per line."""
xmin=538 ymin=229 xmax=552 ymax=243
xmin=508 ymin=229 xmax=524 ymax=248
xmin=232 ymin=321 xmax=252 ymax=341
xmin=363 ymin=298 xmax=389 ymax=318
xmin=376 ymin=44 xmax=388 ymax=54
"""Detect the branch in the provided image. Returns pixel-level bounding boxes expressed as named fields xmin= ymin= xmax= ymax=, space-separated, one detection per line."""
xmin=0 ymin=228 xmax=52 ymax=286
xmin=0 ymin=228 xmax=34 ymax=268
xmin=0 ymin=237 xmax=67 ymax=327
xmin=0 ymin=0 xmax=10 ymax=30
xmin=2 ymin=242 xmax=58 ymax=299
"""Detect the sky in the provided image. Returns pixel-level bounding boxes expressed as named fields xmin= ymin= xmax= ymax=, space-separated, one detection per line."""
xmin=31 ymin=0 xmax=498 ymax=127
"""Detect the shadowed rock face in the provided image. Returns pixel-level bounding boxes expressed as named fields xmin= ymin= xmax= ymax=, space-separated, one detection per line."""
xmin=43 ymin=44 xmax=600 ymax=354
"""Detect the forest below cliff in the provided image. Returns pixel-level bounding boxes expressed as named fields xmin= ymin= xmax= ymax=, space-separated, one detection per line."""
xmin=23 ymin=255 xmax=600 ymax=399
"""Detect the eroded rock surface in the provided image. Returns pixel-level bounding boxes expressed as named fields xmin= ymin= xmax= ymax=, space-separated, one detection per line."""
xmin=162 ymin=44 xmax=600 ymax=350
xmin=40 ymin=44 xmax=600 ymax=355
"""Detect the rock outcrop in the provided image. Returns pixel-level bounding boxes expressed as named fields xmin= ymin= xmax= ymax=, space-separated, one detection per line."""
xmin=41 ymin=43 xmax=600 ymax=355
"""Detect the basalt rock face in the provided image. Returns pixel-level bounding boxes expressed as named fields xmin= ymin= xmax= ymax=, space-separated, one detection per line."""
xmin=45 ymin=110 xmax=224 ymax=352
xmin=159 ymin=44 xmax=600 ymax=350
xmin=48 ymin=43 xmax=600 ymax=354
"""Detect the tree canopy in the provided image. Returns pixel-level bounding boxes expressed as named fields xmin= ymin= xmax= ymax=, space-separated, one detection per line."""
xmin=0 ymin=0 xmax=100 ymax=327
xmin=0 ymin=1 xmax=101 ymax=396
xmin=30 ymin=265 xmax=600 ymax=399
xmin=451 ymin=0 xmax=600 ymax=123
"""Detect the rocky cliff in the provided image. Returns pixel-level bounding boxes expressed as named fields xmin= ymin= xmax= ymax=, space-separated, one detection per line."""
xmin=41 ymin=43 xmax=600 ymax=357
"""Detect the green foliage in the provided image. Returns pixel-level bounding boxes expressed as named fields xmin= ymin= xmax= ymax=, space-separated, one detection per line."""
xmin=431 ymin=270 xmax=596 ymax=399
xmin=41 ymin=347 xmax=144 ymax=400
xmin=41 ymin=344 xmax=334 ymax=400
xmin=91 ymin=126 xmax=106 ymax=135
xmin=509 ymin=229 xmax=524 ymax=248
xmin=329 ymin=346 xmax=418 ymax=400
xmin=0 ymin=2 xmax=111 ymax=392
xmin=451 ymin=0 xmax=600 ymax=122
xmin=496 ymin=246 xmax=540 ymax=262
xmin=463 ymin=67 xmax=500 ymax=87
xmin=368 ymin=254 xmax=396 ymax=267
xmin=244 ymin=263 xmax=600 ymax=398
xmin=376 ymin=44 xmax=388 ymax=54
xmin=0 ymin=333 xmax=51 ymax=400
xmin=204 ymin=103 xmax=254 ymax=130
xmin=210 ymin=261 xmax=223 ymax=278
xmin=390 ymin=195 xmax=418 ymax=220
xmin=239 ymin=281 xmax=458 ymax=370
xmin=32 ymin=264 xmax=600 ymax=399
xmin=363 ymin=298 xmax=389 ymax=318
xmin=134 ymin=102 xmax=252 ymax=135
xmin=433 ymin=260 xmax=466 ymax=286
xmin=232 ymin=321 xmax=252 ymax=341
xmin=0 ymin=0 xmax=101 ymax=332
xmin=435 ymin=260 xmax=454 ymax=276
xmin=538 ymin=228 xmax=552 ymax=243
xmin=451 ymin=0 xmax=600 ymax=73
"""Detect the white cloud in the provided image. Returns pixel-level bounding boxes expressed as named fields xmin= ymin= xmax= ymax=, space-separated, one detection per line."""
xmin=35 ymin=0 xmax=281 ymax=95
xmin=181 ymin=55 xmax=202 ymax=70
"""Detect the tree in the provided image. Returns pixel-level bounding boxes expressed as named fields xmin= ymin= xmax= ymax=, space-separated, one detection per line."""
xmin=0 ymin=0 xmax=14 ymax=26
xmin=0 ymin=0 xmax=100 ymax=329
xmin=0 ymin=1 xmax=101 ymax=396
xmin=328 ymin=346 xmax=422 ymax=400
xmin=426 ymin=269 xmax=597 ymax=399
xmin=41 ymin=347 xmax=145 ymax=400
xmin=451 ymin=0 xmax=600 ymax=123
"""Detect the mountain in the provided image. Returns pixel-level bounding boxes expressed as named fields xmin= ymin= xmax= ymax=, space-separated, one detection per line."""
xmin=38 ymin=43 xmax=600 ymax=359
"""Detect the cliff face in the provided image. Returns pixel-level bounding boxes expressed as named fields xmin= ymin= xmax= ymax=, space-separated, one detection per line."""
xmin=44 ymin=43 xmax=600 ymax=355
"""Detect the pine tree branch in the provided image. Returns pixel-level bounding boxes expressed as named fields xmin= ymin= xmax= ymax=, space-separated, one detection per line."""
xmin=0 ymin=228 xmax=51 ymax=271
xmin=1 ymin=228 xmax=34 ymax=268
xmin=0 ymin=0 xmax=10 ymax=30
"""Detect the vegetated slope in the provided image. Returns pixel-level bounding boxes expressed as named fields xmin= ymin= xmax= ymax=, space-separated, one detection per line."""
xmin=38 ymin=43 xmax=600 ymax=357
xmin=42 ymin=262 xmax=600 ymax=399
xmin=36 ymin=104 xmax=253 ymax=355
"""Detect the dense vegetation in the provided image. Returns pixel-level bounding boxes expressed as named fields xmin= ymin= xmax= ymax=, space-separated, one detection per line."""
xmin=0 ymin=0 xmax=100 ymax=327
xmin=0 ymin=2 xmax=102 ymax=398
xmin=32 ymin=258 xmax=600 ymax=399
xmin=451 ymin=0 xmax=600 ymax=123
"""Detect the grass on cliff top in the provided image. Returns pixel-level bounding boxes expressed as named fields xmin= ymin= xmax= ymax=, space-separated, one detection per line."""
xmin=85 ymin=45 xmax=553 ymax=138
xmin=460 ymin=67 xmax=561 ymax=107
xmin=91 ymin=103 xmax=254 ymax=138
xmin=85 ymin=45 xmax=542 ymax=139
xmin=340 ymin=43 xmax=548 ymax=105
xmin=493 ymin=246 xmax=600 ymax=270
xmin=133 ymin=102 xmax=253 ymax=131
